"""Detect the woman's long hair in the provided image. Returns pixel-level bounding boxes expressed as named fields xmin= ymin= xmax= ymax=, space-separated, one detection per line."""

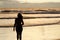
xmin=17 ymin=13 xmax=22 ymax=19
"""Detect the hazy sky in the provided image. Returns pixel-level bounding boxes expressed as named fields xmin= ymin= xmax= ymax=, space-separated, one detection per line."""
xmin=0 ymin=0 xmax=60 ymax=8
xmin=16 ymin=0 xmax=60 ymax=3
xmin=0 ymin=0 xmax=60 ymax=3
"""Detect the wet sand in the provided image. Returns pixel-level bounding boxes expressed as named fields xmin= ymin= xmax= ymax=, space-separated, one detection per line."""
xmin=0 ymin=25 xmax=60 ymax=40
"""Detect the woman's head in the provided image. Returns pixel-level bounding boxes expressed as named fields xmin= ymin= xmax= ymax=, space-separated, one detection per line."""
xmin=17 ymin=13 xmax=22 ymax=19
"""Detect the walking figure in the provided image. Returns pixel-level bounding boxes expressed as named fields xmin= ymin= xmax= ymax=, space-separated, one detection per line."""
xmin=13 ymin=12 xmax=24 ymax=40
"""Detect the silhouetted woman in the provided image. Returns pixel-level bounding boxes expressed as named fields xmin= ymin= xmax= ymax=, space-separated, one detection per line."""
xmin=13 ymin=12 xmax=24 ymax=40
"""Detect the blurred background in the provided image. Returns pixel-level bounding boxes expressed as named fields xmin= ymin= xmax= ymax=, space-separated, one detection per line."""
xmin=0 ymin=0 xmax=60 ymax=40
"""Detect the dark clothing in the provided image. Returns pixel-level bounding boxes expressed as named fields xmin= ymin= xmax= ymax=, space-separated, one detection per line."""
xmin=14 ymin=13 xmax=24 ymax=40
xmin=14 ymin=18 xmax=23 ymax=32
xmin=16 ymin=25 xmax=23 ymax=32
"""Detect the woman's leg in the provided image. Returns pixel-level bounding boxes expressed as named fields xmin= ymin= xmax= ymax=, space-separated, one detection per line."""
xmin=20 ymin=31 xmax=22 ymax=40
xmin=17 ymin=31 xmax=22 ymax=40
xmin=17 ymin=32 xmax=20 ymax=40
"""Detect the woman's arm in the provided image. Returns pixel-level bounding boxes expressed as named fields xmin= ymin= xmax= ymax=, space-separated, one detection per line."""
xmin=21 ymin=19 xmax=24 ymax=25
xmin=13 ymin=19 xmax=16 ymax=31
xmin=21 ymin=16 xmax=24 ymax=25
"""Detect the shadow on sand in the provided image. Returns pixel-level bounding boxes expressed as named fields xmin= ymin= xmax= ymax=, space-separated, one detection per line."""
xmin=24 ymin=21 xmax=60 ymax=27
xmin=0 ymin=21 xmax=60 ymax=27
xmin=53 ymin=39 xmax=60 ymax=40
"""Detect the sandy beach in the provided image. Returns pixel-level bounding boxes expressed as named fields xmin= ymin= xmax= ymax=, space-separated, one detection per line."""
xmin=0 ymin=12 xmax=60 ymax=40
xmin=0 ymin=25 xmax=60 ymax=40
